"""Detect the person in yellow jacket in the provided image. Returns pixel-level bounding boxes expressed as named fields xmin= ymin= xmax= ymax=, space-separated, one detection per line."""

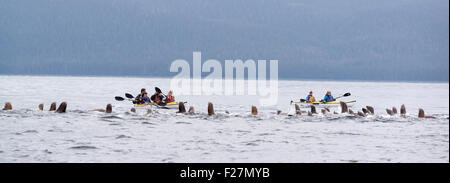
xmin=306 ymin=91 xmax=316 ymax=102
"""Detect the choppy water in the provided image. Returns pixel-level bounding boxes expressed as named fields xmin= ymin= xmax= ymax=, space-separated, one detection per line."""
xmin=0 ymin=76 xmax=448 ymax=162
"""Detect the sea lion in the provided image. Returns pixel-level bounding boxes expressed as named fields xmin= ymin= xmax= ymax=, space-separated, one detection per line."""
xmin=188 ymin=106 xmax=195 ymax=115
xmin=386 ymin=109 xmax=394 ymax=116
xmin=38 ymin=104 xmax=44 ymax=111
xmin=340 ymin=102 xmax=348 ymax=113
xmin=348 ymin=109 xmax=354 ymax=114
xmin=392 ymin=107 xmax=398 ymax=114
xmin=295 ymin=104 xmax=300 ymax=112
xmin=295 ymin=104 xmax=301 ymax=115
xmin=400 ymin=104 xmax=406 ymax=116
xmin=251 ymin=106 xmax=258 ymax=115
xmin=418 ymin=108 xmax=425 ymax=118
xmin=366 ymin=106 xmax=374 ymax=115
xmin=49 ymin=102 xmax=57 ymax=111
xmin=418 ymin=108 xmax=435 ymax=119
xmin=3 ymin=102 xmax=12 ymax=110
xmin=55 ymin=102 xmax=67 ymax=113
xmin=91 ymin=109 xmax=105 ymax=112
xmin=178 ymin=102 xmax=186 ymax=113
xmin=106 ymin=104 xmax=112 ymax=113
xmin=310 ymin=105 xmax=317 ymax=114
xmin=357 ymin=111 xmax=365 ymax=117
xmin=90 ymin=104 xmax=112 ymax=113
xmin=208 ymin=102 xmax=214 ymax=116
xmin=362 ymin=108 xmax=368 ymax=114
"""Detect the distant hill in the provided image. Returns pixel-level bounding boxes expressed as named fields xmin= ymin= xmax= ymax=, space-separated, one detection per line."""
xmin=0 ymin=0 xmax=448 ymax=81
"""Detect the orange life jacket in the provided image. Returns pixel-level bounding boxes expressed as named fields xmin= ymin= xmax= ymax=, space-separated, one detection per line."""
xmin=165 ymin=95 xmax=175 ymax=103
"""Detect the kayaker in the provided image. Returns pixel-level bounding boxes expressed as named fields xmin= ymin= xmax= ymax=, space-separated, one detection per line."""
xmin=133 ymin=88 xmax=147 ymax=104
xmin=151 ymin=92 xmax=166 ymax=104
xmin=321 ymin=91 xmax=335 ymax=103
xmin=306 ymin=91 xmax=316 ymax=102
xmin=139 ymin=93 xmax=150 ymax=104
xmin=165 ymin=90 xmax=175 ymax=103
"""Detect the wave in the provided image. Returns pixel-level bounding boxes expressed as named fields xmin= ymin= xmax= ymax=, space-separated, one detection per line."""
xmin=69 ymin=146 xmax=98 ymax=150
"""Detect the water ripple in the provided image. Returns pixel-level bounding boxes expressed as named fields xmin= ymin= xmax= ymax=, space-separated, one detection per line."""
xmin=116 ymin=135 xmax=132 ymax=139
xmin=69 ymin=146 xmax=98 ymax=150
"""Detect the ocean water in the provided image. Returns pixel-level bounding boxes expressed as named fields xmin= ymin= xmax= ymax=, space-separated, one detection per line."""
xmin=0 ymin=75 xmax=448 ymax=163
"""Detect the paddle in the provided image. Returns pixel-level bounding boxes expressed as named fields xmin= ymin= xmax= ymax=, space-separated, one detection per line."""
xmin=115 ymin=96 xmax=125 ymax=101
xmin=125 ymin=93 xmax=134 ymax=99
xmin=155 ymin=87 xmax=162 ymax=94
xmin=334 ymin=92 xmax=351 ymax=100
xmin=320 ymin=92 xmax=351 ymax=103
xmin=115 ymin=93 xmax=137 ymax=102
xmin=154 ymin=87 xmax=169 ymax=106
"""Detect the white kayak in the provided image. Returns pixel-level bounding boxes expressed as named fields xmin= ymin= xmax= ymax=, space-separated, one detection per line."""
xmin=291 ymin=100 xmax=356 ymax=108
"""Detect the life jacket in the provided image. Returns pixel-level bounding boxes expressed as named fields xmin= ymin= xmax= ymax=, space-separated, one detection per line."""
xmin=141 ymin=97 xmax=150 ymax=104
xmin=151 ymin=94 xmax=163 ymax=103
xmin=307 ymin=95 xmax=316 ymax=102
xmin=135 ymin=94 xmax=144 ymax=104
xmin=323 ymin=95 xmax=334 ymax=102
xmin=139 ymin=95 xmax=143 ymax=104
xmin=165 ymin=95 xmax=175 ymax=103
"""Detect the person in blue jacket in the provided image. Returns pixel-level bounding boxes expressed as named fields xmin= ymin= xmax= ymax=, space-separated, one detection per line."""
xmin=133 ymin=88 xmax=147 ymax=104
xmin=306 ymin=91 xmax=316 ymax=102
xmin=321 ymin=91 xmax=335 ymax=103
xmin=138 ymin=92 xmax=150 ymax=104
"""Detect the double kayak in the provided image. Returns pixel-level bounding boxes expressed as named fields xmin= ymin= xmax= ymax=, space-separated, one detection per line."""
xmin=135 ymin=102 xmax=182 ymax=109
xmin=292 ymin=100 xmax=356 ymax=108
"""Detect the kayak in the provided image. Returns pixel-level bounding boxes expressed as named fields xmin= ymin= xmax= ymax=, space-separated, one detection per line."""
xmin=134 ymin=102 xmax=181 ymax=109
xmin=292 ymin=100 xmax=356 ymax=108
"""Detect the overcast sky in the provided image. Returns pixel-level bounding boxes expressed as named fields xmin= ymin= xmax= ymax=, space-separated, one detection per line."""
xmin=0 ymin=0 xmax=448 ymax=81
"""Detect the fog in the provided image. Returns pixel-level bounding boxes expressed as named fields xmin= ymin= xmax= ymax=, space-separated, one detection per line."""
xmin=0 ymin=0 xmax=448 ymax=81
